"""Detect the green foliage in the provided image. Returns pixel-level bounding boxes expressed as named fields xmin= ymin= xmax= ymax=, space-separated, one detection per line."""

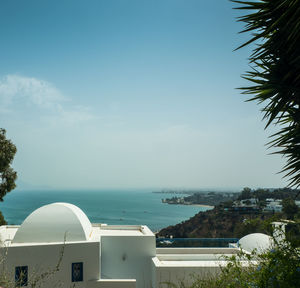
xmin=159 ymin=187 xmax=299 ymax=239
xmin=286 ymin=222 xmax=300 ymax=247
xmin=282 ymin=197 xmax=299 ymax=220
xmin=0 ymin=211 xmax=6 ymax=226
xmin=237 ymin=187 xmax=299 ymax=201
xmin=238 ymin=187 xmax=252 ymax=200
xmin=187 ymin=236 xmax=300 ymax=288
xmin=0 ymin=128 xmax=17 ymax=201
xmin=234 ymin=218 xmax=263 ymax=237
xmin=233 ymin=215 xmax=279 ymax=238
xmin=233 ymin=0 xmax=300 ymax=187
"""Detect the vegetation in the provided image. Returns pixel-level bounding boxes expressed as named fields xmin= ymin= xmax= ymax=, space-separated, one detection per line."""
xmin=188 ymin=235 xmax=300 ymax=288
xmin=159 ymin=206 xmax=273 ymax=238
xmin=0 ymin=128 xmax=17 ymax=225
xmin=163 ymin=187 xmax=300 ymax=208
xmin=238 ymin=187 xmax=299 ymax=201
xmin=282 ymin=197 xmax=299 ymax=220
xmin=163 ymin=191 xmax=238 ymax=206
xmin=178 ymin=1 xmax=300 ymax=285
xmin=0 ymin=128 xmax=17 ymax=201
xmin=158 ymin=187 xmax=300 ymax=238
xmin=233 ymin=0 xmax=300 ymax=188
xmin=166 ymin=1 xmax=300 ymax=285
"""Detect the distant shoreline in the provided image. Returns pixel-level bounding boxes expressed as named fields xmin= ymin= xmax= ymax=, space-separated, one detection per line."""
xmin=163 ymin=202 xmax=214 ymax=208
xmin=161 ymin=191 xmax=237 ymax=207
xmin=189 ymin=204 xmax=214 ymax=208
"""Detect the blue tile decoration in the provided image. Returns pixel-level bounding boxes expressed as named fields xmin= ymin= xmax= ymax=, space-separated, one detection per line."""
xmin=72 ymin=262 xmax=83 ymax=282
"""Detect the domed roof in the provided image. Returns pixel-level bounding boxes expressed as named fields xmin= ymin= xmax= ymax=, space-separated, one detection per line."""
xmin=238 ymin=233 xmax=272 ymax=253
xmin=12 ymin=203 xmax=92 ymax=243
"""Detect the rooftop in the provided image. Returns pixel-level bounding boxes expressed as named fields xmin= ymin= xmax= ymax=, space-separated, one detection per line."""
xmin=0 ymin=203 xmax=154 ymax=246
xmin=12 ymin=203 xmax=93 ymax=244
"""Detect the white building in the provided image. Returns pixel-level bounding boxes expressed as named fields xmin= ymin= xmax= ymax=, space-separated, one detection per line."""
xmin=264 ymin=200 xmax=282 ymax=212
xmin=0 ymin=203 xmax=271 ymax=288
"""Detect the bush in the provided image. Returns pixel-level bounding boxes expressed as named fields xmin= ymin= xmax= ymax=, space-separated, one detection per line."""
xmin=189 ymin=235 xmax=300 ymax=288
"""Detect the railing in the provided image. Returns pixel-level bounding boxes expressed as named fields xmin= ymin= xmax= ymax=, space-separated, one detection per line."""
xmin=156 ymin=237 xmax=239 ymax=248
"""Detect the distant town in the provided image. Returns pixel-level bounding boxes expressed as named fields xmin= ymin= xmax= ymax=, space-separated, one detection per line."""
xmin=160 ymin=190 xmax=237 ymax=206
xmin=157 ymin=188 xmax=300 ymax=240
xmin=158 ymin=187 xmax=300 ymax=239
xmin=159 ymin=188 xmax=300 ymax=213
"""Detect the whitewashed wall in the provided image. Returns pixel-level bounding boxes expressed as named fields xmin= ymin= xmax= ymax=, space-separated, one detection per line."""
xmin=152 ymin=256 xmax=223 ymax=288
xmin=2 ymin=241 xmax=100 ymax=288
xmin=101 ymin=235 xmax=156 ymax=288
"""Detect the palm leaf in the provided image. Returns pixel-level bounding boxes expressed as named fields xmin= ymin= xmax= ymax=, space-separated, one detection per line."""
xmin=232 ymin=0 xmax=300 ymax=187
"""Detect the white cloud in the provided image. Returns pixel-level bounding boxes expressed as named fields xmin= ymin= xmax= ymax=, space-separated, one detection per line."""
xmin=0 ymin=75 xmax=65 ymax=110
xmin=0 ymin=74 xmax=95 ymax=124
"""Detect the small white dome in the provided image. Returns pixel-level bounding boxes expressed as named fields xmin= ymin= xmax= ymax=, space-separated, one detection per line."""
xmin=238 ymin=233 xmax=272 ymax=253
xmin=12 ymin=203 xmax=92 ymax=243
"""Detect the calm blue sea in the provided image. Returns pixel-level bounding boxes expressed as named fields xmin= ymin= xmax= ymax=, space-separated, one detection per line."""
xmin=0 ymin=189 xmax=211 ymax=232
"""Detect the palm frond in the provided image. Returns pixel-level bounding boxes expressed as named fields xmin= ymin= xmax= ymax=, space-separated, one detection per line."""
xmin=233 ymin=0 xmax=300 ymax=187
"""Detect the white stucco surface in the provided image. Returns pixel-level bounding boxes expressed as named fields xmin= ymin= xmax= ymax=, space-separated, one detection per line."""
xmin=87 ymin=279 xmax=136 ymax=288
xmin=0 ymin=225 xmax=18 ymax=244
xmin=101 ymin=232 xmax=156 ymax=288
xmin=99 ymin=227 xmax=146 ymax=236
xmin=2 ymin=241 xmax=100 ymax=288
xmin=152 ymin=247 xmax=255 ymax=288
xmin=0 ymin=202 xmax=273 ymax=288
xmin=12 ymin=203 xmax=92 ymax=243
xmin=238 ymin=233 xmax=272 ymax=252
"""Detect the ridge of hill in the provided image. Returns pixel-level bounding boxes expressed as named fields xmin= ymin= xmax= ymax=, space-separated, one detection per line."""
xmin=158 ymin=187 xmax=300 ymax=238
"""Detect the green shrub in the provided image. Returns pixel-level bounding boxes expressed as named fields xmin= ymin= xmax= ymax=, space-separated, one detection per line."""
xmin=189 ymin=236 xmax=300 ymax=288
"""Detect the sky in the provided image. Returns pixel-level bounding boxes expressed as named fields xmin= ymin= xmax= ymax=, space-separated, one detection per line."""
xmin=0 ymin=0 xmax=288 ymax=190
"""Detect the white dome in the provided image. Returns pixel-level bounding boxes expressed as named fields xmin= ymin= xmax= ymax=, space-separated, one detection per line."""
xmin=12 ymin=203 xmax=92 ymax=243
xmin=238 ymin=233 xmax=272 ymax=253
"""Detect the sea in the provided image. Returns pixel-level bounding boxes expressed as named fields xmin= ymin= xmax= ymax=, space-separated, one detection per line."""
xmin=0 ymin=189 xmax=211 ymax=232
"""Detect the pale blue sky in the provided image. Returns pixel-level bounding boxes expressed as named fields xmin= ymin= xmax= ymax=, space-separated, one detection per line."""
xmin=0 ymin=0 xmax=287 ymax=190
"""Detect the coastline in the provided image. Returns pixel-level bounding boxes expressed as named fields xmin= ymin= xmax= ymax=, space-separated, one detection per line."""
xmin=0 ymin=189 xmax=202 ymax=232
xmin=189 ymin=204 xmax=214 ymax=208
xmin=156 ymin=203 xmax=214 ymax=235
xmin=162 ymin=202 xmax=214 ymax=209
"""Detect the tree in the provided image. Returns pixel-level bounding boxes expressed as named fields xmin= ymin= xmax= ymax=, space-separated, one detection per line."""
xmin=282 ymin=197 xmax=299 ymax=220
xmin=0 ymin=212 xmax=6 ymax=225
xmin=238 ymin=187 xmax=252 ymax=200
xmin=0 ymin=128 xmax=17 ymax=225
xmin=0 ymin=129 xmax=17 ymax=201
xmin=233 ymin=0 xmax=300 ymax=187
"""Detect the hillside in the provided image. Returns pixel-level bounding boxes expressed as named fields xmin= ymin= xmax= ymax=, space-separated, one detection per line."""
xmin=158 ymin=188 xmax=300 ymax=238
xmin=157 ymin=206 xmax=290 ymax=238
